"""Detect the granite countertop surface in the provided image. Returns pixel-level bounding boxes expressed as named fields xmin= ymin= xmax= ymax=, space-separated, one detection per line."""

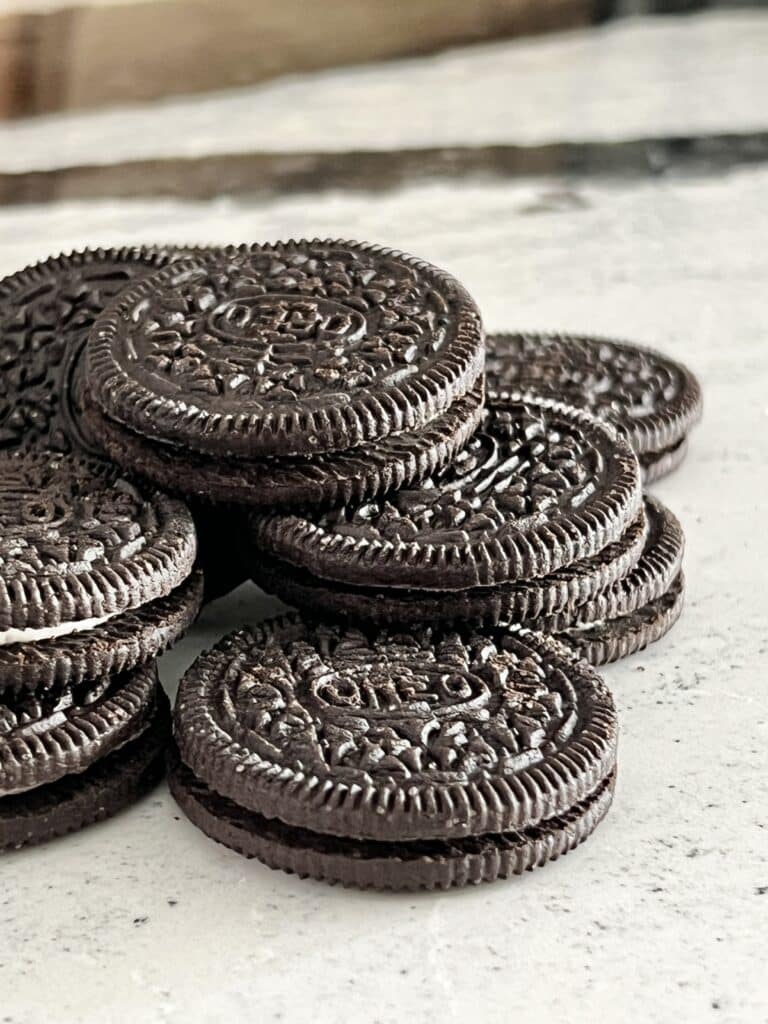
xmin=1 ymin=16 xmax=766 ymax=1024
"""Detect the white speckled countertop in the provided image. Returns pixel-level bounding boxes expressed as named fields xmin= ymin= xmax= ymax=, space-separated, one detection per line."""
xmin=1 ymin=16 xmax=767 ymax=1024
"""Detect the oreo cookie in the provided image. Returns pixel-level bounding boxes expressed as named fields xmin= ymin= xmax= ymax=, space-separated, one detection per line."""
xmin=170 ymin=616 xmax=617 ymax=890
xmin=84 ymin=382 xmax=484 ymax=509
xmin=553 ymin=573 xmax=685 ymax=666
xmin=86 ymin=241 xmax=484 ymax=461
xmin=533 ymin=497 xmax=684 ymax=634
xmin=0 ymin=662 xmax=158 ymax=796
xmin=0 ymin=451 xmax=197 ymax=849
xmin=250 ymin=498 xmax=682 ymax=666
xmin=532 ymin=498 xmax=686 ymax=664
xmin=0 ymin=451 xmax=196 ymax=649
xmin=486 ymin=332 xmax=702 ymax=480
xmin=0 ymin=247 xmax=189 ymax=456
xmin=1 ymin=687 xmax=169 ymax=851
xmin=250 ymin=506 xmax=649 ymax=627
xmin=249 ymin=398 xmax=642 ymax=590
xmin=0 ymin=571 xmax=202 ymax=695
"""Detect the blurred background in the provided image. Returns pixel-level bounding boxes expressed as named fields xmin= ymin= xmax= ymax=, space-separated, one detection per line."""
xmin=0 ymin=0 xmax=765 ymax=211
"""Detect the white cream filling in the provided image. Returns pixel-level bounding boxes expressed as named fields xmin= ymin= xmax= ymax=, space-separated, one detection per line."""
xmin=0 ymin=610 xmax=120 ymax=647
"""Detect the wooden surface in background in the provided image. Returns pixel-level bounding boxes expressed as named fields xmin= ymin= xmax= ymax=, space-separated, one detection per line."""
xmin=0 ymin=0 xmax=593 ymax=118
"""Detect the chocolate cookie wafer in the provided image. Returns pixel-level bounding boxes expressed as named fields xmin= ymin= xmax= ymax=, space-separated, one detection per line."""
xmin=0 ymin=662 xmax=159 ymax=796
xmin=533 ymin=498 xmax=685 ymax=664
xmin=0 ymin=451 xmax=196 ymax=641
xmin=83 ymin=241 xmax=485 ymax=512
xmin=0 ymin=451 xmax=195 ymax=849
xmin=86 ymin=240 xmax=484 ymax=461
xmin=486 ymin=331 xmax=702 ymax=480
xmin=532 ymin=496 xmax=684 ymax=633
xmin=84 ymin=382 xmax=484 ymax=509
xmin=171 ymin=616 xmax=617 ymax=890
xmin=249 ymin=398 xmax=642 ymax=590
xmin=0 ymin=247 xmax=194 ymax=456
xmin=169 ymin=751 xmax=615 ymax=891
xmin=0 ymin=451 xmax=201 ymax=695
xmin=0 ymin=571 xmax=202 ymax=696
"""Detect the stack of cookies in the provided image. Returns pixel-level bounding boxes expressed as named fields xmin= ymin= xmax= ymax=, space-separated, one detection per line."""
xmin=0 ymin=451 xmax=202 ymax=850
xmin=80 ymin=241 xmax=485 ymax=510
xmin=247 ymin=406 xmax=687 ymax=665
xmin=0 ymin=236 xmax=702 ymax=889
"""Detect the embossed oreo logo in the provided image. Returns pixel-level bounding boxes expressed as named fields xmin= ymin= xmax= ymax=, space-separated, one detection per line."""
xmin=207 ymin=294 xmax=366 ymax=347
xmin=307 ymin=664 xmax=491 ymax=719
xmin=220 ymin=632 xmax=568 ymax=782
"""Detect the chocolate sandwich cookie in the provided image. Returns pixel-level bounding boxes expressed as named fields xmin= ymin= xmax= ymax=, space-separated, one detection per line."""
xmin=554 ymin=573 xmax=685 ymax=666
xmin=250 ymin=505 xmax=649 ymax=627
xmin=0 ymin=451 xmax=200 ymax=696
xmin=171 ymin=616 xmax=617 ymax=890
xmin=0 ymin=571 xmax=203 ymax=696
xmin=641 ymin=438 xmax=689 ymax=485
xmin=486 ymin=331 xmax=702 ymax=476
xmin=249 ymin=398 xmax=642 ymax=591
xmin=86 ymin=240 xmax=484 ymax=461
xmin=0 ymin=451 xmax=196 ymax=638
xmin=169 ymin=752 xmax=615 ymax=890
xmin=84 ymin=382 xmax=484 ymax=509
xmin=0 ymin=450 xmax=193 ymax=849
xmin=1 ymin=687 xmax=169 ymax=851
xmin=0 ymin=662 xmax=159 ymax=795
xmin=532 ymin=496 xmax=684 ymax=634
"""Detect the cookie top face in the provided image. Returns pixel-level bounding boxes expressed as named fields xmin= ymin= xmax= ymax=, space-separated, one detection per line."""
xmin=486 ymin=332 xmax=702 ymax=454
xmin=0 ymin=247 xmax=194 ymax=456
xmin=0 ymin=451 xmax=196 ymax=635
xmin=86 ymin=241 xmax=484 ymax=458
xmin=175 ymin=617 xmax=616 ymax=842
xmin=250 ymin=398 xmax=642 ymax=590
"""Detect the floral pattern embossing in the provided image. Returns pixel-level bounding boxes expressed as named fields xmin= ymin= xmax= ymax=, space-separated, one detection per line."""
xmin=0 ymin=251 xmax=176 ymax=454
xmin=0 ymin=454 xmax=156 ymax=579
xmin=486 ymin=331 xmax=694 ymax=437
xmin=115 ymin=245 xmax=451 ymax=404
xmin=315 ymin=403 xmax=602 ymax=546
